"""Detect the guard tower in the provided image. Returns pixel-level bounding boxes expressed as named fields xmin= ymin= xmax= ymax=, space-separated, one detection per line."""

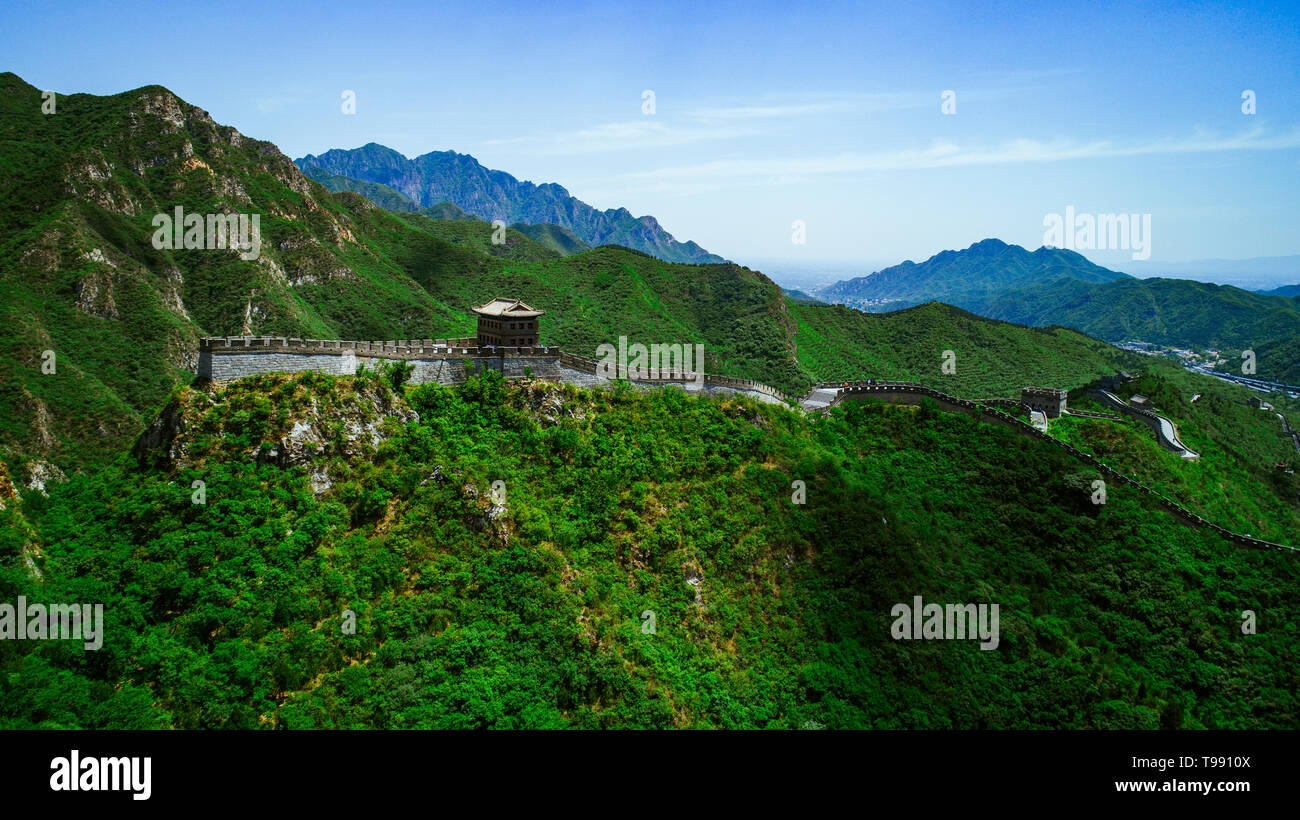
xmin=471 ymin=297 xmax=543 ymax=348
xmin=1021 ymin=387 xmax=1068 ymax=419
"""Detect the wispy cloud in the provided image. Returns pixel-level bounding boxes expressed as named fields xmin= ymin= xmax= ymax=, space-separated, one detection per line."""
xmin=587 ymin=126 xmax=1300 ymax=192
xmin=483 ymin=118 xmax=757 ymax=154
xmin=480 ymin=91 xmax=934 ymax=154
xmin=683 ymin=92 xmax=926 ymax=120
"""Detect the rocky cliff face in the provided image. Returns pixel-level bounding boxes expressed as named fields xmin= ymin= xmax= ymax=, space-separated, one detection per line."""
xmin=295 ymin=143 xmax=727 ymax=265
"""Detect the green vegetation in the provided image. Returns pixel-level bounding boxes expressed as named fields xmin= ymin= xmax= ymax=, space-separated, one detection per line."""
xmin=508 ymin=222 xmax=590 ymax=256
xmin=789 ymin=300 xmax=1134 ymax=397
xmin=817 ymin=239 xmax=1300 ymax=363
xmin=966 ymin=276 xmax=1300 ymax=355
xmin=1047 ymin=368 xmax=1300 ymax=545
xmin=2 ymin=371 xmax=1296 ymax=729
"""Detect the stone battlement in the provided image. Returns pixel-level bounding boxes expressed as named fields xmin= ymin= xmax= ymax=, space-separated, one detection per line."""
xmin=194 ymin=338 xmax=789 ymax=402
xmin=197 ymin=336 xmax=563 ymax=385
xmin=199 ymin=336 xmax=559 ymax=358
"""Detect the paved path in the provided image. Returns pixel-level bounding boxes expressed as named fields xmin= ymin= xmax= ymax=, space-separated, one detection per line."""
xmin=799 ymin=386 xmax=842 ymax=411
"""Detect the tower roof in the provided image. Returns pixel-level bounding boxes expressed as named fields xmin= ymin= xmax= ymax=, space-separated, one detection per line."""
xmin=471 ymin=297 xmax=544 ymax=318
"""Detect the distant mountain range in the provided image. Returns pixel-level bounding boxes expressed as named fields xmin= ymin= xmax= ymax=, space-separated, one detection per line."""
xmin=818 ymin=238 xmax=1130 ymax=310
xmin=302 ymin=166 xmax=591 ymax=256
xmin=295 ymin=143 xmax=724 ymax=265
xmin=815 ymin=240 xmax=1300 ymax=373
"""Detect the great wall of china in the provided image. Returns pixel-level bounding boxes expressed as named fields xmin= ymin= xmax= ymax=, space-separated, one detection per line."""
xmin=197 ymin=336 xmax=789 ymax=403
xmin=195 ymin=336 xmax=1297 ymax=556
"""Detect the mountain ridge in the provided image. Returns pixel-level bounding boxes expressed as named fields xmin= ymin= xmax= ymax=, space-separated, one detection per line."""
xmin=816 ymin=239 xmax=1300 ymax=370
xmin=294 ymin=142 xmax=726 ymax=265
xmin=817 ymin=238 xmax=1132 ymax=310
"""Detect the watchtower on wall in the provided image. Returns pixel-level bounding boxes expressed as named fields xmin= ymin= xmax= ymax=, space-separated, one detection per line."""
xmin=1021 ymin=387 xmax=1068 ymax=419
xmin=472 ymin=297 xmax=543 ymax=348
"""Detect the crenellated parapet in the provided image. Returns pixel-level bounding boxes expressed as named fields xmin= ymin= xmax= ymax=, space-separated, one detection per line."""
xmin=199 ymin=336 xmax=559 ymax=358
xmin=197 ymin=336 xmax=563 ymax=385
xmin=558 ymin=352 xmax=789 ymax=402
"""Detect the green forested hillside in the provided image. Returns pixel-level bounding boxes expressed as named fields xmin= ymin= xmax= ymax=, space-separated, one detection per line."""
xmin=1050 ymin=368 xmax=1300 ymax=544
xmin=790 ymin=300 xmax=1133 ymax=396
xmin=509 ymin=222 xmax=590 ymax=256
xmin=967 ymin=276 xmax=1300 ymax=353
xmin=2 ymin=371 xmax=1295 ymax=729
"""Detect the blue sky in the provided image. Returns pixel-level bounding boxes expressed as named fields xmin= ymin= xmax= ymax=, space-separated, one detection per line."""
xmin=3 ymin=0 xmax=1298 ymax=277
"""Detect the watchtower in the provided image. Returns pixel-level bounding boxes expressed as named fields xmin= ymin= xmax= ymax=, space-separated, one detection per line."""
xmin=1021 ymin=387 xmax=1068 ymax=419
xmin=471 ymin=297 xmax=543 ymax=348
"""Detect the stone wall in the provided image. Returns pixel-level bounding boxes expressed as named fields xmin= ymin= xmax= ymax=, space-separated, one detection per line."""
xmin=558 ymin=352 xmax=788 ymax=403
xmin=197 ymin=336 xmax=562 ymax=386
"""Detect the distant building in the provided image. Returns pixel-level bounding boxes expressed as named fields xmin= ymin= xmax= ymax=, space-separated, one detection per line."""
xmin=1021 ymin=387 xmax=1068 ymax=419
xmin=472 ymin=297 xmax=543 ymax=348
xmin=1100 ymin=371 xmax=1137 ymax=391
xmin=1129 ymin=395 xmax=1151 ymax=408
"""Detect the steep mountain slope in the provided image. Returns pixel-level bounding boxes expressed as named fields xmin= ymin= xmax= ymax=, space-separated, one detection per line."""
xmin=0 ymin=71 xmax=483 ymax=473
xmin=391 ymin=213 xmax=565 ymax=262
xmin=3 ymin=371 xmax=1296 ymax=729
xmin=1254 ymin=333 xmax=1300 ymax=384
xmin=0 ymin=74 xmax=773 ymax=477
xmin=818 ymin=238 xmax=1131 ymax=309
xmin=295 ymin=143 xmax=726 ymax=265
xmin=966 ymin=276 xmax=1300 ymax=351
xmin=303 ymin=166 xmax=589 ymax=256
xmin=789 ymin=300 xmax=1135 ymax=397
xmin=509 ymin=222 xmax=590 ymax=256
xmin=299 ymin=165 xmax=436 ymax=214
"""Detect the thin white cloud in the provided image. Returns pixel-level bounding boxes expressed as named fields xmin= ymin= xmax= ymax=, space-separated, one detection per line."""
xmin=476 ymin=87 xmax=1065 ymax=156
xmin=595 ymin=127 xmax=1300 ymax=187
xmin=481 ymin=91 xmax=945 ymax=155
xmin=486 ymin=118 xmax=758 ymax=154
xmin=683 ymin=92 xmax=926 ymax=120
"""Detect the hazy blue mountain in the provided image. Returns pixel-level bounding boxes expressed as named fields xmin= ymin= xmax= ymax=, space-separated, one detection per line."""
xmin=817 ymin=239 xmax=1300 ymax=353
xmin=817 ymin=238 xmax=1131 ymax=311
xmin=295 ymin=143 xmax=726 ymax=265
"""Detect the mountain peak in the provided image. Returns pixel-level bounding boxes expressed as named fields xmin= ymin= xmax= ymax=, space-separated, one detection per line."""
xmin=968 ymin=238 xmax=1009 ymax=253
xmin=294 ymin=144 xmax=727 ymax=265
xmin=817 ymin=238 xmax=1129 ymax=309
